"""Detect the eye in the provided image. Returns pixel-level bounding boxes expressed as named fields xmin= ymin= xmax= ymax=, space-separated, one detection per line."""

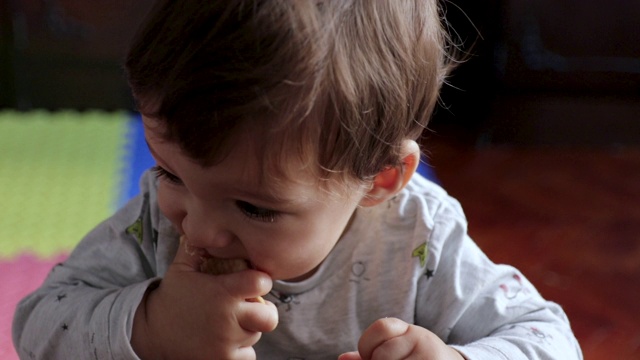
xmin=151 ymin=165 xmax=183 ymax=185
xmin=236 ymin=201 xmax=279 ymax=223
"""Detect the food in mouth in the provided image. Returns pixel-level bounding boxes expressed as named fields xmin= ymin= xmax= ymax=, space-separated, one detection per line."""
xmin=182 ymin=236 xmax=266 ymax=304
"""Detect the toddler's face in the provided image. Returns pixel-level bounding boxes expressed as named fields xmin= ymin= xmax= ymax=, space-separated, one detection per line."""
xmin=143 ymin=116 xmax=367 ymax=281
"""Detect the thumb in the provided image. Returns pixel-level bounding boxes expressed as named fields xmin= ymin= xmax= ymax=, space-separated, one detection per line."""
xmin=171 ymin=235 xmax=206 ymax=272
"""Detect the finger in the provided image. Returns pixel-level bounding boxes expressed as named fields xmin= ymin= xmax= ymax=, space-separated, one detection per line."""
xmin=213 ymin=341 xmax=259 ymax=360
xmin=368 ymin=334 xmax=415 ymax=360
xmin=173 ymin=236 xmax=273 ymax=306
xmin=238 ymin=299 xmax=279 ymax=333
xmin=233 ymin=345 xmax=258 ymax=360
xmin=338 ymin=351 xmax=362 ymax=360
xmin=358 ymin=318 xmax=410 ymax=360
xmin=237 ymin=330 xmax=263 ymax=349
xmin=215 ymin=269 xmax=273 ymax=301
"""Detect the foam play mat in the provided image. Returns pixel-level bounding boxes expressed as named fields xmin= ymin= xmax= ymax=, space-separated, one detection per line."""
xmin=0 ymin=110 xmax=154 ymax=359
xmin=0 ymin=110 xmax=437 ymax=358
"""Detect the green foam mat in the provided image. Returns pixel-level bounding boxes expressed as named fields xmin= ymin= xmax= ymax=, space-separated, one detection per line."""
xmin=0 ymin=110 xmax=129 ymax=258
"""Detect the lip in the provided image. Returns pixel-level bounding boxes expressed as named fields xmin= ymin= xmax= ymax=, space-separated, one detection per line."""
xmin=181 ymin=237 xmax=242 ymax=260
xmin=180 ymin=236 xmax=261 ymax=273
xmin=202 ymin=249 xmax=247 ymax=261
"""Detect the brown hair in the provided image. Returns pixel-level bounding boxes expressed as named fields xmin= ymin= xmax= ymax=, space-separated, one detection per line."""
xmin=126 ymin=0 xmax=455 ymax=187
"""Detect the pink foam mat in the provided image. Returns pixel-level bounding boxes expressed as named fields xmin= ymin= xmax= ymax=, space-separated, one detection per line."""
xmin=0 ymin=254 xmax=69 ymax=360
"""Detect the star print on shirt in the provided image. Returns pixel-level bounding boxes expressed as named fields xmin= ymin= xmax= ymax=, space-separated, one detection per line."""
xmin=425 ymin=269 xmax=435 ymax=279
xmin=126 ymin=217 xmax=144 ymax=244
xmin=56 ymin=294 xmax=67 ymax=302
xmin=412 ymin=243 xmax=428 ymax=267
xmin=61 ymin=323 xmax=69 ymax=331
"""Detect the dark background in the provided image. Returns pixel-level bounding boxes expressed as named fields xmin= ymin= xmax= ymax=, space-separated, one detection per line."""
xmin=435 ymin=0 xmax=640 ymax=146
xmin=1 ymin=0 xmax=639 ymax=146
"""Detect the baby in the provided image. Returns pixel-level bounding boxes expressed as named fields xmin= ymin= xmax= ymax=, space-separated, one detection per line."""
xmin=13 ymin=1 xmax=583 ymax=359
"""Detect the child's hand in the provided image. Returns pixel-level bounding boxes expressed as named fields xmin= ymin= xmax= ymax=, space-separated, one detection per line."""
xmin=131 ymin=238 xmax=278 ymax=359
xmin=338 ymin=318 xmax=465 ymax=360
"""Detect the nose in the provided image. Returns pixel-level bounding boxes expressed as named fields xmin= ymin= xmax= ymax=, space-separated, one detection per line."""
xmin=182 ymin=213 xmax=235 ymax=250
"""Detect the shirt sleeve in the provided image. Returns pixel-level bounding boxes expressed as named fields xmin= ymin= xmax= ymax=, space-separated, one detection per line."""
xmin=415 ymin=195 xmax=583 ymax=360
xmin=12 ymin=172 xmax=165 ymax=360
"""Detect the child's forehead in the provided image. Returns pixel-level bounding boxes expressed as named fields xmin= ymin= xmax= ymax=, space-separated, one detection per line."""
xmin=225 ymin=124 xmax=319 ymax=186
xmin=144 ymin=115 xmax=313 ymax=181
xmin=207 ymin=133 xmax=361 ymax=205
xmin=143 ymin=113 xmax=362 ymax=198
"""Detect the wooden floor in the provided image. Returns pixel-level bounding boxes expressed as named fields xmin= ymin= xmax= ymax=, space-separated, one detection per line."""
xmin=424 ymin=134 xmax=640 ymax=360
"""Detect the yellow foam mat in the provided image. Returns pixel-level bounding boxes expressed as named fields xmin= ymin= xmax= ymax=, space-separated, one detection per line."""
xmin=0 ymin=110 xmax=129 ymax=258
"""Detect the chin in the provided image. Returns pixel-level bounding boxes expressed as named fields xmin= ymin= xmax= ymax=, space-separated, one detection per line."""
xmin=278 ymin=264 xmax=321 ymax=283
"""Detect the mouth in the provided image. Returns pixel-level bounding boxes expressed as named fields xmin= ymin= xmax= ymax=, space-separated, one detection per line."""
xmin=180 ymin=235 xmax=265 ymax=303
xmin=181 ymin=236 xmax=251 ymax=263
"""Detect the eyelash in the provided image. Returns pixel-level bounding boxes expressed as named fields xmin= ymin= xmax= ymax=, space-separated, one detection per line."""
xmin=152 ymin=166 xmax=280 ymax=223
xmin=151 ymin=165 xmax=183 ymax=185
xmin=236 ymin=201 xmax=280 ymax=223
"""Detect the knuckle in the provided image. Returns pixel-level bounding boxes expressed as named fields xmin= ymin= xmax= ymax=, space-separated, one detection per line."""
xmin=371 ymin=317 xmax=407 ymax=335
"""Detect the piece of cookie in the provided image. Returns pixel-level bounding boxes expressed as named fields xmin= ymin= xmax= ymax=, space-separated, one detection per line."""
xmin=200 ymin=256 xmax=250 ymax=275
xmin=181 ymin=236 xmax=265 ymax=304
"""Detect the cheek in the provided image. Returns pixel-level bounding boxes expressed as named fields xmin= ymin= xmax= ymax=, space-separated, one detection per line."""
xmin=254 ymin=231 xmax=336 ymax=281
xmin=253 ymin=207 xmax=356 ymax=280
xmin=156 ymin=184 xmax=186 ymax=232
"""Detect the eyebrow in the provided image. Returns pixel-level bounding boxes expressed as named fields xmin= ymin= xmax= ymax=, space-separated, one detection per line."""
xmin=145 ymin=139 xmax=183 ymax=175
xmin=234 ymin=188 xmax=303 ymax=208
xmin=145 ymin=139 xmax=158 ymax=159
xmin=145 ymin=140 xmax=168 ymax=166
xmin=146 ymin=140 xmax=304 ymax=207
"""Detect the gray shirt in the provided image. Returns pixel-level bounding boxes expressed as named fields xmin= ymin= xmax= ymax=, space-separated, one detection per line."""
xmin=13 ymin=171 xmax=583 ymax=359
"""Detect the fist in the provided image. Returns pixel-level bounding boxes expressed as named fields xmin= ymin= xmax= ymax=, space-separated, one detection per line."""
xmin=131 ymin=236 xmax=278 ymax=359
xmin=339 ymin=318 xmax=465 ymax=360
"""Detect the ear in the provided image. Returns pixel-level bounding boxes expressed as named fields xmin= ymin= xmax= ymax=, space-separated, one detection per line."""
xmin=359 ymin=140 xmax=420 ymax=207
